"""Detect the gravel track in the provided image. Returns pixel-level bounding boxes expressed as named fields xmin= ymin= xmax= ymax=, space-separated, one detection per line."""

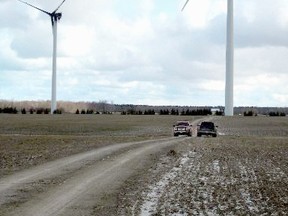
xmin=0 ymin=136 xmax=190 ymax=216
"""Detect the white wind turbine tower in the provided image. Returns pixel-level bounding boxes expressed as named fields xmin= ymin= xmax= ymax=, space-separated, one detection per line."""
xmin=18 ymin=0 xmax=67 ymax=114
xmin=182 ymin=0 xmax=234 ymax=116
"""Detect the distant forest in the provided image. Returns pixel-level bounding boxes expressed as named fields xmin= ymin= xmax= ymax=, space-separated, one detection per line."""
xmin=0 ymin=100 xmax=287 ymax=116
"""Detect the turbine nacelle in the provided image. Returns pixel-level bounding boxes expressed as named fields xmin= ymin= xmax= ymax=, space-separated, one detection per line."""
xmin=17 ymin=0 xmax=65 ymax=24
xmin=53 ymin=13 xmax=62 ymax=21
xmin=51 ymin=13 xmax=62 ymax=25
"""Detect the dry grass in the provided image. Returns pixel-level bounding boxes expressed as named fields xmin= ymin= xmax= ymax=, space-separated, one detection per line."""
xmin=1 ymin=114 xmax=287 ymax=215
xmin=214 ymin=116 xmax=288 ymax=137
xmin=117 ymin=116 xmax=288 ymax=215
xmin=0 ymin=114 xmax=199 ymax=177
xmin=171 ymin=136 xmax=288 ymax=215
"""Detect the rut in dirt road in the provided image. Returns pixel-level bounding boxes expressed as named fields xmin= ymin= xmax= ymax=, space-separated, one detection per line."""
xmin=0 ymin=136 xmax=189 ymax=216
xmin=0 ymin=139 xmax=166 ymax=205
xmin=0 ymin=138 xmax=170 ymax=197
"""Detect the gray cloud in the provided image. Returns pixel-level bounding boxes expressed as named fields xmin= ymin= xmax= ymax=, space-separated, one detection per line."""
xmin=1 ymin=0 xmax=288 ymax=106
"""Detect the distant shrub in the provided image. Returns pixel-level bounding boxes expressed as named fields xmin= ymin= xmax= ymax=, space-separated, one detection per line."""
xmin=35 ymin=108 xmax=50 ymax=114
xmin=122 ymin=109 xmax=143 ymax=115
xmin=126 ymin=109 xmax=134 ymax=115
xmin=86 ymin=109 xmax=94 ymax=114
xmin=171 ymin=109 xmax=179 ymax=115
xmin=75 ymin=109 xmax=80 ymax=114
xmin=21 ymin=108 xmax=26 ymax=114
xmin=53 ymin=109 xmax=62 ymax=114
xmin=160 ymin=109 xmax=169 ymax=115
xmin=244 ymin=111 xmax=254 ymax=116
xmin=103 ymin=111 xmax=113 ymax=114
xmin=144 ymin=109 xmax=155 ymax=115
xmin=181 ymin=109 xmax=212 ymax=116
xmin=29 ymin=108 xmax=35 ymax=114
xmin=269 ymin=112 xmax=286 ymax=117
xmin=36 ymin=108 xmax=44 ymax=114
xmin=215 ymin=110 xmax=224 ymax=116
xmin=44 ymin=109 xmax=49 ymax=114
xmin=0 ymin=107 xmax=18 ymax=114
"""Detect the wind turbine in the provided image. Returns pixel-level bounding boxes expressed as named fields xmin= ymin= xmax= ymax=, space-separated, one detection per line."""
xmin=182 ymin=0 xmax=234 ymax=116
xmin=18 ymin=0 xmax=67 ymax=114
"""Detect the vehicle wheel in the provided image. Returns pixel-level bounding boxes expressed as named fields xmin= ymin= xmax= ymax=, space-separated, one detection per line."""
xmin=197 ymin=133 xmax=201 ymax=137
xmin=174 ymin=133 xmax=178 ymax=137
xmin=213 ymin=134 xmax=217 ymax=137
xmin=188 ymin=133 xmax=192 ymax=137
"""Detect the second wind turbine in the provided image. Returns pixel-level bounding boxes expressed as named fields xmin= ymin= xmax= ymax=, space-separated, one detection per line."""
xmin=18 ymin=0 xmax=67 ymax=114
xmin=182 ymin=0 xmax=234 ymax=116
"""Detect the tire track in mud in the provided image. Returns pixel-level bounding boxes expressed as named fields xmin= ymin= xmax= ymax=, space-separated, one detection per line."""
xmin=0 ymin=139 xmax=164 ymax=195
xmin=0 ymin=136 xmax=190 ymax=216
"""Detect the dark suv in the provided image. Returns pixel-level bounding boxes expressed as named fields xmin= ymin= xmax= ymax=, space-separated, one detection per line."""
xmin=173 ymin=121 xmax=193 ymax=137
xmin=197 ymin=121 xmax=217 ymax=137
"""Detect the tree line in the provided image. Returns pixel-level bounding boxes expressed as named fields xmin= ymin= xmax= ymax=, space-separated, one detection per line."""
xmin=0 ymin=106 xmax=219 ymax=116
xmin=1 ymin=106 xmax=286 ymax=117
xmin=243 ymin=110 xmax=286 ymax=117
xmin=0 ymin=100 xmax=287 ymax=116
xmin=0 ymin=107 xmax=62 ymax=114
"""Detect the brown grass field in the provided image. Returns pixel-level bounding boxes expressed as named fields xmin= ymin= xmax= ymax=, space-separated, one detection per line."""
xmin=115 ymin=116 xmax=288 ymax=215
xmin=0 ymin=114 xmax=287 ymax=176
xmin=0 ymin=114 xmax=287 ymax=215
xmin=0 ymin=114 xmax=199 ymax=177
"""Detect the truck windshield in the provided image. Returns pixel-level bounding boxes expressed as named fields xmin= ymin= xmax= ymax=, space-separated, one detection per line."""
xmin=177 ymin=122 xmax=189 ymax=126
xmin=200 ymin=122 xmax=214 ymax=129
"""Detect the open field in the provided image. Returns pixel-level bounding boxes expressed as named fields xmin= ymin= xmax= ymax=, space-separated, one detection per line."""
xmin=0 ymin=114 xmax=199 ymax=177
xmin=117 ymin=116 xmax=288 ymax=215
xmin=0 ymin=114 xmax=287 ymax=215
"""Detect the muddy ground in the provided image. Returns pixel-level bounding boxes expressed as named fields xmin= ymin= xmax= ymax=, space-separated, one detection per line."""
xmin=117 ymin=116 xmax=288 ymax=215
xmin=0 ymin=115 xmax=287 ymax=215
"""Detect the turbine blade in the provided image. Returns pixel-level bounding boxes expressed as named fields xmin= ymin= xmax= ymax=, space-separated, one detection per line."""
xmin=181 ymin=0 xmax=190 ymax=11
xmin=53 ymin=0 xmax=67 ymax=13
xmin=17 ymin=0 xmax=51 ymax=16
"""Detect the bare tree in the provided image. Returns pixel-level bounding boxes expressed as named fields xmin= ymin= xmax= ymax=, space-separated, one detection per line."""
xmin=97 ymin=100 xmax=108 ymax=114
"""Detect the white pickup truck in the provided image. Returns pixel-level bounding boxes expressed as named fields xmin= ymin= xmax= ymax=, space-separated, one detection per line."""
xmin=173 ymin=121 xmax=193 ymax=137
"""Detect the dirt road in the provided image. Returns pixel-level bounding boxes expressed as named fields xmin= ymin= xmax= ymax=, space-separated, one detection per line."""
xmin=1 ymin=116 xmax=287 ymax=216
xmin=0 ymin=135 xmax=191 ymax=216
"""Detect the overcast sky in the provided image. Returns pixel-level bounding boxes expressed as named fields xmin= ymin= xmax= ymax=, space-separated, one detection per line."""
xmin=1 ymin=0 xmax=288 ymax=107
